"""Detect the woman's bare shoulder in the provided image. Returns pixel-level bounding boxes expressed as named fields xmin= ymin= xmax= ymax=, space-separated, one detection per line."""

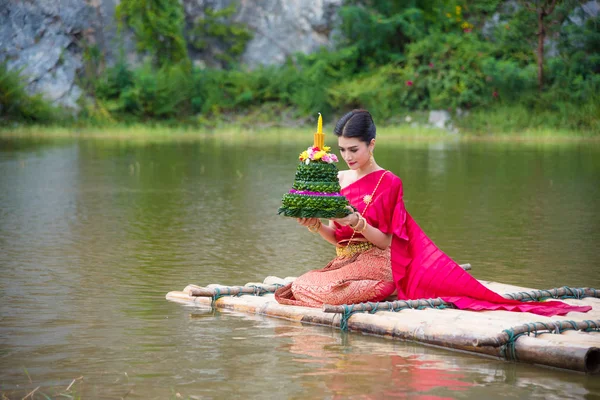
xmin=338 ymin=170 xmax=351 ymax=189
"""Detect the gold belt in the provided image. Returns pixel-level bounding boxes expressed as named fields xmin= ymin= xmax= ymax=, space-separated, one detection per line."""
xmin=336 ymin=241 xmax=374 ymax=258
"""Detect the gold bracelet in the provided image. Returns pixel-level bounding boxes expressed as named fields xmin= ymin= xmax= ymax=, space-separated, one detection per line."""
xmin=354 ymin=216 xmax=368 ymax=233
xmin=307 ymin=219 xmax=322 ymax=233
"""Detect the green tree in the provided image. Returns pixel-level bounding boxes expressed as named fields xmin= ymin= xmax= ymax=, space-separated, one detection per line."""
xmin=190 ymin=5 xmax=253 ymax=69
xmin=518 ymin=0 xmax=584 ymax=90
xmin=337 ymin=0 xmax=429 ymax=68
xmin=116 ymin=0 xmax=189 ymax=66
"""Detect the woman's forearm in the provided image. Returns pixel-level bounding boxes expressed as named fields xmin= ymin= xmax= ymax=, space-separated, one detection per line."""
xmin=316 ymin=223 xmax=339 ymax=245
xmin=358 ymin=222 xmax=392 ymax=250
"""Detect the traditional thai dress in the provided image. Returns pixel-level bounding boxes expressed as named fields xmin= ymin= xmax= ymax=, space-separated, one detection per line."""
xmin=275 ymin=170 xmax=592 ymax=316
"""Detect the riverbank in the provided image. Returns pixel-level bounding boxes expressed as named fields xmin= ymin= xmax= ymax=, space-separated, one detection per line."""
xmin=2 ymin=122 xmax=599 ymax=144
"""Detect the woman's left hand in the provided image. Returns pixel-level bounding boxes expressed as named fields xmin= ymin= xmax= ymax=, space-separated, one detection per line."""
xmin=331 ymin=206 xmax=360 ymax=227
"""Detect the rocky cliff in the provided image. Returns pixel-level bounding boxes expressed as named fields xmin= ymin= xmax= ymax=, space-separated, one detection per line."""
xmin=0 ymin=0 xmax=342 ymax=110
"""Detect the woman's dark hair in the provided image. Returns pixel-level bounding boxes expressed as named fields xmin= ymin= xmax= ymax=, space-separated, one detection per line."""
xmin=333 ymin=109 xmax=376 ymax=143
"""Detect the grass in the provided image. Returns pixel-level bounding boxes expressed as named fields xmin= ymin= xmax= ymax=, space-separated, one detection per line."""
xmin=2 ymin=102 xmax=599 ymax=143
xmin=0 ymin=371 xmax=84 ymax=400
xmin=455 ymin=104 xmax=600 ymax=138
xmin=2 ymin=123 xmax=599 ymax=146
xmin=0 ymin=123 xmax=451 ymax=143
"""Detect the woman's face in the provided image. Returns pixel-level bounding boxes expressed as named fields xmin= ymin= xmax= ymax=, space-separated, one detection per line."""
xmin=338 ymin=136 xmax=373 ymax=170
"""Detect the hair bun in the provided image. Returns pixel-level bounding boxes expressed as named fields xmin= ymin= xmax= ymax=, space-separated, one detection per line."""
xmin=334 ymin=109 xmax=376 ymax=143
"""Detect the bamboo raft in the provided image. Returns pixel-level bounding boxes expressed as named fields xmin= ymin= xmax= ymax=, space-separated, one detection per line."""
xmin=166 ymin=268 xmax=600 ymax=375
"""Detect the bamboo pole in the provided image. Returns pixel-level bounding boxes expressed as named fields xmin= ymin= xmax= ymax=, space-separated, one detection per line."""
xmin=474 ymin=319 xmax=600 ymax=347
xmin=322 ymin=287 xmax=600 ymax=314
xmin=188 ymin=284 xmax=283 ymax=297
xmin=512 ymin=337 xmax=600 ymax=374
xmin=322 ymin=298 xmax=450 ymax=313
xmin=503 ymin=287 xmax=600 ymax=301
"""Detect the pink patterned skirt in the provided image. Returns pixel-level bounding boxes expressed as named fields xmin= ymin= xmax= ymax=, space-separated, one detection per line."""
xmin=275 ymin=246 xmax=396 ymax=308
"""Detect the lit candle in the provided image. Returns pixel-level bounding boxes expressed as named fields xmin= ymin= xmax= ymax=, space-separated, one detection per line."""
xmin=314 ymin=113 xmax=324 ymax=149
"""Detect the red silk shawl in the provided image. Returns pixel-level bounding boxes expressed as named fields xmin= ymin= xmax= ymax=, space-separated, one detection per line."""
xmin=336 ymin=170 xmax=591 ymax=317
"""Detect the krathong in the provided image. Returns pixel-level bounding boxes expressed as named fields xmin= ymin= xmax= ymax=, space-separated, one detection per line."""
xmin=278 ymin=113 xmax=352 ymax=219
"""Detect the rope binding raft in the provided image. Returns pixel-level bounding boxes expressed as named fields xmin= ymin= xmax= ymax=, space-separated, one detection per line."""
xmin=504 ymin=287 xmax=599 ymax=302
xmin=322 ymin=286 xmax=599 ymax=332
xmin=188 ymin=284 xmax=285 ymax=307
xmin=334 ymin=298 xmax=453 ymax=332
xmin=493 ymin=319 xmax=600 ymax=361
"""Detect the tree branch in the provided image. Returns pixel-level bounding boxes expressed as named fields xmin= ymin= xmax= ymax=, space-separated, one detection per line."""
xmin=544 ymin=0 xmax=560 ymax=16
xmin=518 ymin=0 xmax=538 ymax=13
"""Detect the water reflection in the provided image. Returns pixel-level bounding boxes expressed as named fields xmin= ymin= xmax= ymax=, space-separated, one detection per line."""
xmin=276 ymin=327 xmax=473 ymax=399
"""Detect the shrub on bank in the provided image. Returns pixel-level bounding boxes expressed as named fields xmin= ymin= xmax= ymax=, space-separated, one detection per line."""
xmin=0 ymin=63 xmax=61 ymax=124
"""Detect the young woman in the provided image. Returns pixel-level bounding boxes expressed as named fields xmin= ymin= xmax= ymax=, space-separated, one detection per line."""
xmin=275 ymin=110 xmax=590 ymax=317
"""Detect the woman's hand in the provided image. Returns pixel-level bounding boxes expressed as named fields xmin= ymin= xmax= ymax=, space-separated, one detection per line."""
xmin=297 ymin=217 xmax=320 ymax=227
xmin=331 ymin=206 xmax=360 ymax=227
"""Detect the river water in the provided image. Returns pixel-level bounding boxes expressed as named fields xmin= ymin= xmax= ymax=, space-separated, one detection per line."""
xmin=0 ymin=136 xmax=599 ymax=399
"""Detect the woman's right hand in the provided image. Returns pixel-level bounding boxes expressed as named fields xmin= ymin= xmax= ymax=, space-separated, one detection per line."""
xmin=297 ymin=217 xmax=320 ymax=227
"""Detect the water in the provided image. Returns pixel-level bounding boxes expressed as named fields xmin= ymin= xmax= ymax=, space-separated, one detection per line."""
xmin=0 ymin=136 xmax=599 ymax=399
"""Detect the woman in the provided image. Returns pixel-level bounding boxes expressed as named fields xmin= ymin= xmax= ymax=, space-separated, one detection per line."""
xmin=275 ymin=110 xmax=591 ymax=317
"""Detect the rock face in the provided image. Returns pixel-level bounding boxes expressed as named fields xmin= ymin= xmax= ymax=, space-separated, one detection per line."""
xmin=0 ymin=0 xmax=96 ymax=109
xmin=182 ymin=0 xmax=342 ymax=67
xmin=1 ymin=0 xmax=343 ymax=110
xmin=236 ymin=0 xmax=342 ymax=68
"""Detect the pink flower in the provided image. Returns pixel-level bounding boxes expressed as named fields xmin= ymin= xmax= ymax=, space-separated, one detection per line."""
xmin=330 ymin=154 xmax=338 ymax=162
xmin=322 ymin=154 xmax=331 ymax=163
xmin=463 ymin=28 xmax=472 ymax=33
xmin=492 ymin=91 xmax=498 ymax=98
xmin=429 ymin=63 xmax=434 ymax=68
xmin=406 ymin=80 xmax=413 ymax=87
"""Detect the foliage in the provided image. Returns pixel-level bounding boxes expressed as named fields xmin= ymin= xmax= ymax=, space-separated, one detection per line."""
xmin=337 ymin=1 xmax=427 ymax=67
xmin=327 ymin=65 xmax=407 ymax=120
xmin=190 ymin=5 xmax=253 ymax=68
xmin=406 ymin=31 xmax=495 ymax=109
xmin=116 ymin=0 xmax=189 ymax=66
xmin=457 ymin=95 xmax=600 ymax=135
xmin=0 ymin=63 xmax=60 ymax=123
xmin=94 ymin=61 xmax=192 ymax=119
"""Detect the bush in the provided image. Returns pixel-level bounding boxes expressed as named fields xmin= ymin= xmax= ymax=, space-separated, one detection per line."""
xmin=327 ymin=65 xmax=411 ymax=120
xmin=94 ymin=61 xmax=191 ymax=120
xmin=404 ymin=31 xmax=494 ymax=110
xmin=0 ymin=63 xmax=60 ymax=123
